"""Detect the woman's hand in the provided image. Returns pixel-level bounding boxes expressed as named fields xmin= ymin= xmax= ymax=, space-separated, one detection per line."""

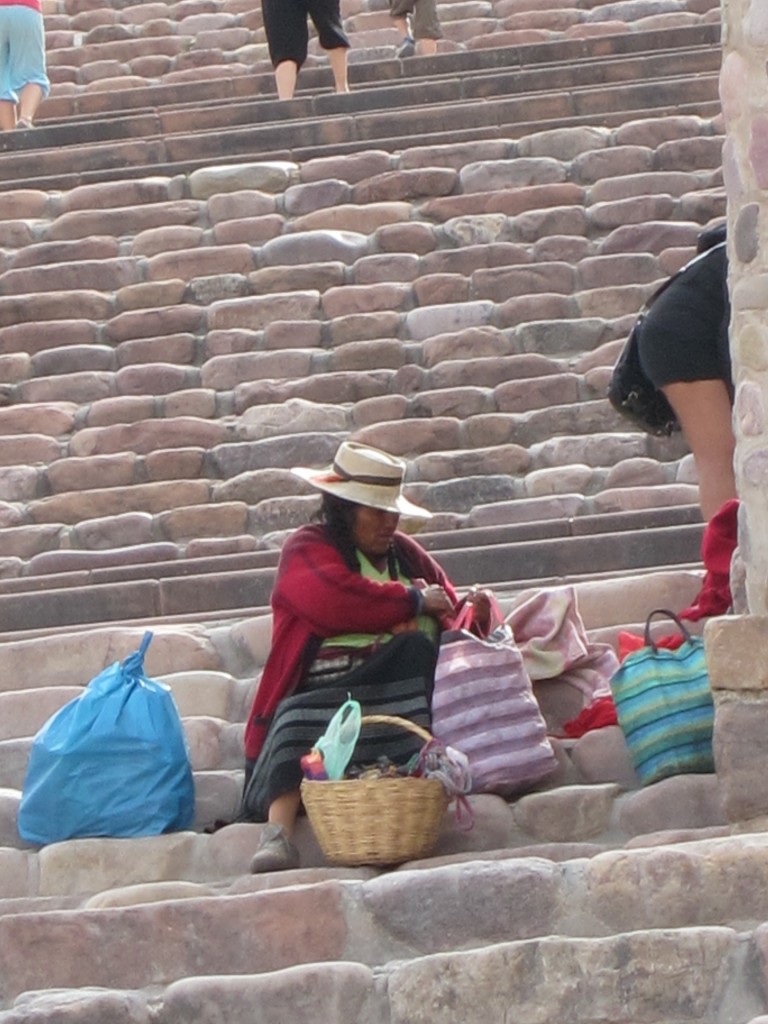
xmin=465 ymin=586 xmax=493 ymax=634
xmin=421 ymin=584 xmax=456 ymax=620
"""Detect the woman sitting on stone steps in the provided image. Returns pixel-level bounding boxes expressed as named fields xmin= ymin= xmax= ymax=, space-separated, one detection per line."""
xmin=240 ymin=440 xmax=490 ymax=873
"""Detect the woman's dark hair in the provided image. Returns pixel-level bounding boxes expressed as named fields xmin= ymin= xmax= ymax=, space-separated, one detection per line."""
xmin=318 ymin=492 xmax=360 ymax=571
xmin=317 ymin=491 xmax=409 ymax=580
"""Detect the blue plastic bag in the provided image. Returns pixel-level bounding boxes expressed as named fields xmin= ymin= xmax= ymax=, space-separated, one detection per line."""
xmin=18 ymin=632 xmax=195 ymax=845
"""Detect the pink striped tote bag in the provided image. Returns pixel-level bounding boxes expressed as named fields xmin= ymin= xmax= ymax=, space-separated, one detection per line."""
xmin=431 ymin=605 xmax=558 ymax=795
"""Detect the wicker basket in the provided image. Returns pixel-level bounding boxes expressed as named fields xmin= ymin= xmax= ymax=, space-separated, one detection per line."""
xmin=300 ymin=714 xmax=449 ymax=867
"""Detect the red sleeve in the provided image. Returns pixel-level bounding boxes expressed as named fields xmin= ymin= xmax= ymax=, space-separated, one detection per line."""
xmin=272 ymin=526 xmax=419 ymax=636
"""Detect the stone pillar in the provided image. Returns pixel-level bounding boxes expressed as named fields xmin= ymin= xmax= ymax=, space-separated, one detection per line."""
xmin=707 ymin=616 xmax=768 ymax=826
xmin=720 ymin=0 xmax=768 ymax=612
xmin=705 ymin=1 xmax=768 ymax=827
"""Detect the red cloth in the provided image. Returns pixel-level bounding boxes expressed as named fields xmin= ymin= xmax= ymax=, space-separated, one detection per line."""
xmin=0 ymin=1 xmax=42 ymax=10
xmin=617 ymin=630 xmax=686 ymax=661
xmin=562 ymin=695 xmax=618 ymax=738
xmin=679 ymin=498 xmax=739 ymax=622
xmin=243 ymin=525 xmax=457 ymax=761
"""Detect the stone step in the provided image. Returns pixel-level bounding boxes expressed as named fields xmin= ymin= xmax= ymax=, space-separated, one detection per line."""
xmin=1 ymin=80 xmax=722 ymax=194
xmin=0 ymin=31 xmax=721 ymax=190
xmin=11 ymin=825 xmax=768 ymax=1022
xmin=0 ymin=520 xmax=704 ymax=633
xmin=0 ymin=502 xmax=700 ymax=595
xmin=36 ymin=22 xmax=719 ymax=125
xmin=34 ymin=27 xmax=720 ymax=139
xmin=1 ymin=918 xmax=753 ymax=1022
xmin=0 ymin=771 xmax=728 ymax=901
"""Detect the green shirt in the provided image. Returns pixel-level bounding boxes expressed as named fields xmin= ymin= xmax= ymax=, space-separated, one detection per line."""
xmin=320 ymin=550 xmax=438 ymax=650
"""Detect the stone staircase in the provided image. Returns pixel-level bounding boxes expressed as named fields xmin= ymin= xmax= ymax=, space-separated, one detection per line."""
xmin=1 ymin=0 xmax=761 ymax=1020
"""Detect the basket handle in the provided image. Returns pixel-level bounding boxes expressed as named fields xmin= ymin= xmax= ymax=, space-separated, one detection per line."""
xmin=360 ymin=714 xmax=433 ymax=745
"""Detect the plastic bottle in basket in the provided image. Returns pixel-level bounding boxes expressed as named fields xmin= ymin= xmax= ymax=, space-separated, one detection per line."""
xmin=314 ymin=698 xmax=362 ymax=780
xmin=300 ymin=749 xmax=328 ymax=780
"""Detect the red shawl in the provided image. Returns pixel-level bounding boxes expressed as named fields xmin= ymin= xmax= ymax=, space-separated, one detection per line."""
xmin=243 ymin=525 xmax=456 ymax=760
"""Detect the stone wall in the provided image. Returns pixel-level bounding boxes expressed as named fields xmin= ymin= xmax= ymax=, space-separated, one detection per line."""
xmin=721 ymin=0 xmax=768 ymax=613
xmin=707 ymin=2 xmax=768 ymax=826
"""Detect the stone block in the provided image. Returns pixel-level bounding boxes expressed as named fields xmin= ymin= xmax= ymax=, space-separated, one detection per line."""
xmin=512 ymin=783 xmax=620 ymax=842
xmin=705 ymin=615 xmax=768 ymax=692
xmin=82 ymin=395 xmax=156 ymax=428
xmin=616 ymin=774 xmax=726 ymax=837
xmin=158 ymin=964 xmax=376 ymax=1024
xmin=37 ymin=832 xmax=199 ymax=899
xmin=238 ymin=398 xmax=347 ymax=439
xmin=115 ymin=363 xmax=196 ymax=396
xmin=189 ymin=161 xmax=299 ymax=199
xmin=193 ymin=769 xmax=242 ymax=829
xmin=0 ymin=847 xmax=34 ymax=899
xmin=0 ymin=686 xmax=83 ymax=742
xmin=569 ymin=725 xmax=640 ymax=788
xmin=69 ymin=420 xmax=227 ymax=459
xmin=360 ymin=856 xmax=562 ymax=953
xmin=157 ymin=670 xmax=237 ymax=720
xmin=45 ymin=454 xmax=136 ymax=493
xmin=0 ymin=787 xmax=24 ymax=848
xmin=157 ymin=501 xmax=248 ymax=542
xmin=207 ymin=292 xmax=321 ymax=332
xmin=30 ymin=480 xmax=210 ymax=525
xmin=387 ymin=928 xmax=737 ymax=1024
xmin=405 ymin=300 xmax=495 ymax=341
xmin=0 ymin=876 xmax=348 ymax=998
xmin=0 ymin=985 xmax=148 ymax=1024
xmin=713 ymin=697 xmax=768 ymax=823
xmin=84 ymin=879 xmax=217 ymax=911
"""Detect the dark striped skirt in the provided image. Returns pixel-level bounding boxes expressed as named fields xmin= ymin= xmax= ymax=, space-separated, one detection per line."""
xmin=239 ymin=631 xmax=437 ymax=822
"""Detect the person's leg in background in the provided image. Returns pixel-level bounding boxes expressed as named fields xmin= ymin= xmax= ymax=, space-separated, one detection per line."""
xmin=17 ymin=82 xmax=44 ymax=126
xmin=274 ymin=61 xmax=299 ymax=99
xmin=263 ymin=0 xmax=309 ymax=99
xmin=410 ymin=0 xmax=441 ymax=56
xmin=6 ymin=5 xmax=49 ymax=128
xmin=662 ymin=378 xmax=737 ymax=522
xmin=0 ymin=12 xmax=18 ymax=130
xmin=311 ymin=0 xmax=351 ymax=93
xmin=389 ymin=0 xmax=416 ymax=57
xmin=326 ymin=46 xmax=349 ymax=93
xmin=0 ymin=95 xmax=16 ymax=131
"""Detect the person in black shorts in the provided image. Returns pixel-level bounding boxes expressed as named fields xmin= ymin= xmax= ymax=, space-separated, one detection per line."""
xmin=636 ymin=222 xmax=735 ymax=521
xmin=262 ymin=0 xmax=350 ymax=100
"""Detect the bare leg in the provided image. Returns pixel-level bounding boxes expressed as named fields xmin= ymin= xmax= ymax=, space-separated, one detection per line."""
xmin=17 ymin=83 xmax=44 ymax=125
xmin=393 ymin=14 xmax=409 ymax=36
xmin=267 ymin=789 xmax=301 ymax=838
xmin=0 ymin=100 xmax=15 ymax=131
xmin=327 ymin=46 xmax=349 ymax=93
xmin=416 ymin=37 xmax=437 ymax=55
xmin=662 ymin=379 xmax=736 ymax=522
xmin=274 ymin=60 xmax=299 ymax=100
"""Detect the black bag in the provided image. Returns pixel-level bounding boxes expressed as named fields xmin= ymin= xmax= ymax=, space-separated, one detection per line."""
xmin=607 ymin=314 xmax=679 ymax=437
xmin=608 ymin=234 xmax=727 ymax=437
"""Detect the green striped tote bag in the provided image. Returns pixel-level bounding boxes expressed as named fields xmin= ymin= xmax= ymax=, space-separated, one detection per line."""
xmin=610 ymin=609 xmax=714 ymax=786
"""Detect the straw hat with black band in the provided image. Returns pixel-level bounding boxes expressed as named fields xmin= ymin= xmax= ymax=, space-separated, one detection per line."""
xmin=292 ymin=441 xmax=431 ymax=520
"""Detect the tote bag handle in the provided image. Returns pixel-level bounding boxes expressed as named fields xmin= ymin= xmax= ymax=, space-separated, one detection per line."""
xmin=451 ymin=590 xmax=506 ymax=636
xmin=643 ymin=608 xmax=695 ymax=652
